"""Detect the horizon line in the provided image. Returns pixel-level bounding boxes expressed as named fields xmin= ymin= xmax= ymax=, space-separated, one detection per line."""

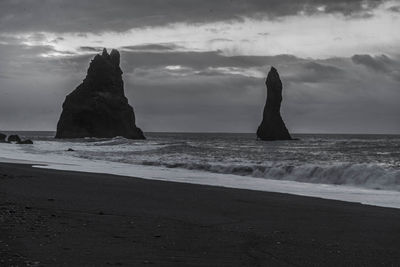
xmin=1 ymin=130 xmax=399 ymax=136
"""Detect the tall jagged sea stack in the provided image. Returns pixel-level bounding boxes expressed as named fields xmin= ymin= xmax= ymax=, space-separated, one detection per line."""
xmin=257 ymin=67 xmax=292 ymax=141
xmin=56 ymin=49 xmax=145 ymax=139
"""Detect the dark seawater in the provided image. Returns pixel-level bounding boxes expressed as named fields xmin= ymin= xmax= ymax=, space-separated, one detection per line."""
xmin=2 ymin=131 xmax=400 ymax=191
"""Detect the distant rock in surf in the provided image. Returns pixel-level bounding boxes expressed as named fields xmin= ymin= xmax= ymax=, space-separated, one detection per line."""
xmin=19 ymin=139 xmax=33 ymax=144
xmin=257 ymin=67 xmax=292 ymax=141
xmin=7 ymin=134 xmax=21 ymax=143
xmin=0 ymin=133 xmax=6 ymax=142
xmin=5 ymin=134 xmax=33 ymax=144
xmin=55 ymin=48 xmax=145 ymax=139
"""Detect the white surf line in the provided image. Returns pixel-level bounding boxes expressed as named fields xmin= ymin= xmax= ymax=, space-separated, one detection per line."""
xmin=0 ymin=156 xmax=77 ymax=166
xmin=32 ymin=159 xmax=400 ymax=210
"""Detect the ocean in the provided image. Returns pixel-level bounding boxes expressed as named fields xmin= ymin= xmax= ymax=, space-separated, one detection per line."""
xmin=1 ymin=132 xmax=400 ymax=208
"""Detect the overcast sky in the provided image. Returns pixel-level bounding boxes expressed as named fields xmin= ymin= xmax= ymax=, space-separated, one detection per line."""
xmin=0 ymin=0 xmax=399 ymax=133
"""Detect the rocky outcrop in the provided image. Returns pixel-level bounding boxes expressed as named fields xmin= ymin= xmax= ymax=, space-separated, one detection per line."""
xmin=55 ymin=48 xmax=145 ymax=139
xmin=7 ymin=135 xmax=21 ymax=143
xmin=0 ymin=133 xmax=6 ymax=142
xmin=257 ymin=67 xmax=292 ymax=141
xmin=19 ymin=139 xmax=33 ymax=144
xmin=5 ymin=134 xmax=33 ymax=144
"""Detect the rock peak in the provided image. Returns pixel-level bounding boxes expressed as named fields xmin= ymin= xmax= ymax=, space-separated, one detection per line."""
xmin=257 ymin=67 xmax=292 ymax=141
xmin=55 ymin=48 xmax=145 ymax=139
xmin=110 ymin=49 xmax=120 ymax=67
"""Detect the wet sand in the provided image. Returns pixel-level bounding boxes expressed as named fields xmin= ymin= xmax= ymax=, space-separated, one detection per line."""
xmin=1 ymin=162 xmax=400 ymax=266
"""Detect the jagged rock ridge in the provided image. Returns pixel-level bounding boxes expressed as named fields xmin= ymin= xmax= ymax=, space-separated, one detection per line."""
xmin=56 ymin=48 xmax=145 ymax=139
xmin=257 ymin=67 xmax=292 ymax=141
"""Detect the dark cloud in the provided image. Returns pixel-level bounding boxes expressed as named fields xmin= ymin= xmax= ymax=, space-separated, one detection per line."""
xmin=351 ymin=54 xmax=391 ymax=72
xmin=26 ymin=33 xmax=47 ymax=42
xmin=388 ymin=5 xmax=400 ymax=12
xmin=79 ymin=46 xmax=102 ymax=52
xmin=304 ymin=62 xmax=343 ymax=73
xmin=208 ymin=38 xmax=233 ymax=43
xmin=351 ymin=54 xmax=400 ymax=81
xmin=121 ymin=43 xmax=184 ymax=52
xmin=0 ymin=0 xmax=389 ymax=34
xmin=285 ymin=62 xmax=345 ymax=83
xmin=50 ymin=37 xmax=65 ymax=43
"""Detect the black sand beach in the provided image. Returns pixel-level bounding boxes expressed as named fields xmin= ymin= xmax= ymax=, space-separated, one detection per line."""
xmin=1 ymin=162 xmax=400 ymax=266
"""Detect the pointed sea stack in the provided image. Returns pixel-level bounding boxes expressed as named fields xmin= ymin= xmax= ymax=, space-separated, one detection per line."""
xmin=257 ymin=67 xmax=292 ymax=141
xmin=56 ymin=48 xmax=145 ymax=139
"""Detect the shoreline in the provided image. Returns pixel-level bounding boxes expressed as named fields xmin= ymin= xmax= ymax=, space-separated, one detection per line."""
xmin=2 ymin=133 xmax=400 ymax=210
xmin=2 ymin=154 xmax=400 ymax=210
xmin=1 ymin=162 xmax=400 ymax=266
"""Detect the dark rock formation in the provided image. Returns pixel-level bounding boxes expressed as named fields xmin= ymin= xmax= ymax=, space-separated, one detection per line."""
xmin=0 ymin=133 xmax=6 ymax=142
xmin=55 ymin=48 xmax=145 ymax=139
xmin=7 ymin=135 xmax=21 ymax=143
xmin=19 ymin=139 xmax=33 ymax=144
xmin=1 ymin=133 xmax=33 ymax=144
xmin=257 ymin=67 xmax=292 ymax=141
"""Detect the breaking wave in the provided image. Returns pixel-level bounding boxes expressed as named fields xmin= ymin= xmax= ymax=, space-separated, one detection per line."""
xmin=4 ymin=132 xmax=400 ymax=193
xmin=141 ymin=161 xmax=400 ymax=191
